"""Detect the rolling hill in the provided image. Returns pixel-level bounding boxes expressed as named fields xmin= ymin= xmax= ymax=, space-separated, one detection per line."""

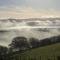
xmin=7 ymin=43 xmax=60 ymax=60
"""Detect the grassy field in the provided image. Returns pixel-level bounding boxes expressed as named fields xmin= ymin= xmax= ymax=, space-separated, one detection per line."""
xmin=8 ymin=43 xmax=60 ymax=60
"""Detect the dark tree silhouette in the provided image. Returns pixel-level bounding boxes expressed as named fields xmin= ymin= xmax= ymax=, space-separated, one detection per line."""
xmin=0 ymin=46 xmax=8 ymax=60
xmin=0 ymin=46 xmax=8 ymax=55
xmin=9 ymin=36 xmax=29 ymax=52
xmin=29 ymin=37 xmax=40 ymax=48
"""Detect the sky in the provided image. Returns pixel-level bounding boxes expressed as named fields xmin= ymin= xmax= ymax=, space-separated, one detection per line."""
xmin=0 ymin=0 xmax=60 ymax=18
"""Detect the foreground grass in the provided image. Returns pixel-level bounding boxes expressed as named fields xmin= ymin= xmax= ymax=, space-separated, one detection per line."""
xmin=8 ymin=43 xmax=60 ymax=60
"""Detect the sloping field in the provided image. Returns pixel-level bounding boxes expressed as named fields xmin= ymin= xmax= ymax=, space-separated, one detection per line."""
xmin=10 ymin=43 xmax=60 ymax=60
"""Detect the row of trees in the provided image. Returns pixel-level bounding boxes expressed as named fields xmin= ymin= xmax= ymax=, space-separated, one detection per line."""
xmin=0 ymin=35 xmax=60 ymax=60
xmin=9 ymin=37 xmax=40 ymax=52
xmin=9 ymin=35 xmax=60 ymax=52
xmin=0 ymin=35 xmax=60 ymax=55
xmin=0 ymin=46 xmax=8 ymax=60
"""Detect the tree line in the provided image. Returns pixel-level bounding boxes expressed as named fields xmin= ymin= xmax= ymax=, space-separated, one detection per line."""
xmin=0 ymin=35 xmax=60 ymax=60
xmin=9 ymin=35 xmax=60 ymax=53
